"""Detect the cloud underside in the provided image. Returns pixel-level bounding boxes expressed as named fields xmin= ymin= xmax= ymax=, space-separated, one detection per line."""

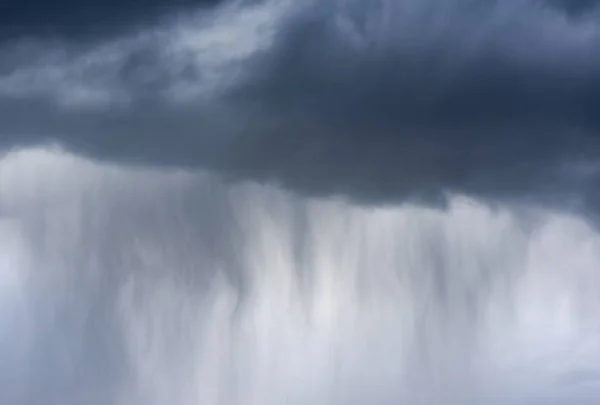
xmin=1 ymin=0 xmax=600 ymax=208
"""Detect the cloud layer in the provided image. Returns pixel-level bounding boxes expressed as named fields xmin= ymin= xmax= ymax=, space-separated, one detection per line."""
xmin=1 ymin=0 xmax=600 ymax=207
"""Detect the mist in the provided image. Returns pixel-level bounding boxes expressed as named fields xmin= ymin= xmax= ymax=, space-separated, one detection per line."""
xmin=1 ymin=147 xmax=600 ymax=404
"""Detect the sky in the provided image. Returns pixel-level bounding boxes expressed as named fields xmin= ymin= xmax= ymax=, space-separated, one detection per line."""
xmin=1 ymin=0 xmax=599 ymax=207
xmin=2 ymin=148 xmax=600 ymax=405
xmin=1 ymin=1 xmax=600 ymax=405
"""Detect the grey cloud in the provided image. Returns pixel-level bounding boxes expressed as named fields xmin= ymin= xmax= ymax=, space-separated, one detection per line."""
xmin=1 ymin=0 xmax=600 ymax=209
xmin=0 ymin=0 xmax=224 ymax=43
xmin=549 ymin=0 xmax=600 ymax=16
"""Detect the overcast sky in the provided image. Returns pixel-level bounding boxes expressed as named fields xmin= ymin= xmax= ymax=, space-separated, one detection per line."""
xmin=2 ymin=147 xmax=600 ymax=405
xmin=0 ymin=0 xmax=599 ymax=208
xmin=2 ymin=2 xmax=600 ymax=404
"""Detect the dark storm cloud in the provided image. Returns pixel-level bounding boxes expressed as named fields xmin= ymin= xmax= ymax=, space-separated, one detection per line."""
xmin=0 ymin=0 xmax=224 ymax=43
xmin=549 ymin=0 xmax=600 ymax=16
xmin=1 ymin=0 xmax=600 ymax=208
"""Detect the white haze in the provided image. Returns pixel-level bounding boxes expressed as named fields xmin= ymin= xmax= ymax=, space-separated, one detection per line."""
xmin=1 ymin=147 xmax=600 ymax=405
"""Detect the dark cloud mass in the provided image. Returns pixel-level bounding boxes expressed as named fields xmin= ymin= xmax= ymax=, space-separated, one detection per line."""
xmin=0 ymin=0 xmax=224 ymax=42
xmin=1 ymin=0 xmax=600 ymax=208
xmin=550 ymin=0 xmax=600 ymax=15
